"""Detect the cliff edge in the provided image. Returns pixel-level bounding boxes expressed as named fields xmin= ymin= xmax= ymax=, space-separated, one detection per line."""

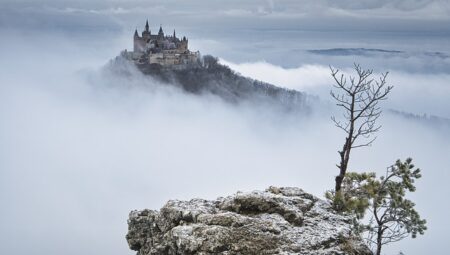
xmin=126 ymin=187 xmax=372 ymax=255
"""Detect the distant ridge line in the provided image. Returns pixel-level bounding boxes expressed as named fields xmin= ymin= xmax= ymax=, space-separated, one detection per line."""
xmin=308 ymin=48 xmax=449 ymax=59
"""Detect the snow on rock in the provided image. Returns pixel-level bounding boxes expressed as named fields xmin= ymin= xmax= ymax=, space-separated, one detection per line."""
xmin=126 ymin=186 xmax=372 ymax=255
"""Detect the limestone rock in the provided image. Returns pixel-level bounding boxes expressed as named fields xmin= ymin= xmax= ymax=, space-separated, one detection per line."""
xmin=126 ymin=187 xmax=372 ymax=255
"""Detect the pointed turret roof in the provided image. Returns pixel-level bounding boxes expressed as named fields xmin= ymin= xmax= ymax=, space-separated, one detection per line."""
xmin=158 ymin=25 xmax=164 ymax=35
xmin=173 ymin=29 xmax=176 ymax=38
xmin=134 ymin=28 xmax=139 ymax=37
xmin=145 ymin=19 xmax=149 ymax=31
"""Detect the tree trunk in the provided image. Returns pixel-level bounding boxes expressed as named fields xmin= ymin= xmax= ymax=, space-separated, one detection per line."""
xmin=376 ymin=229 xmax=383 ymax=255
xmin=335 ymin=94 xmax=355 ymax=192
xmin=335 ymin=137 xmax=351 ymax=191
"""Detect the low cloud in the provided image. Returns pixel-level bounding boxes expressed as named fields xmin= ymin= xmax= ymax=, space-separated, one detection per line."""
xmin=0 ymin=7 xmax=449 ymax=255
xmin=0 ymin=29 xmax=341 ymax=255
xmin=221 ymin=56 xmax=450 ymax=118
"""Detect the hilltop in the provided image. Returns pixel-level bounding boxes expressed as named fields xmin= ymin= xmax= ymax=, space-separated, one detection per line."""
xmin=113 ymin=20 xmax=312 ymax=112
xmin=110 ymin=54 xmax=312 ymax=113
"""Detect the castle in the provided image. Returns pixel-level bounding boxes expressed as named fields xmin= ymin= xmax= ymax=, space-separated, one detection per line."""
xmin=122 ymin=20 xmax=199 ymax=67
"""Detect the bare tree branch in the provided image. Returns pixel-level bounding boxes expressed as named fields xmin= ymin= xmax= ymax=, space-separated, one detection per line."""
xmin=330 ymin=64 xmax=392 ymax=192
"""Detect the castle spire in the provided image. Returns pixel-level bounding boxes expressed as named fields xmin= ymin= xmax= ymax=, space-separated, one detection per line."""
xmin=145 ymin=19 xmax=149 ymax=32
xmin=158 ymin=25 xmax=164 ymax=35
xmin=173 ymin=29 xmax=176 ymax=38
xmin=134 ymin=28 xmax=139 ymax=37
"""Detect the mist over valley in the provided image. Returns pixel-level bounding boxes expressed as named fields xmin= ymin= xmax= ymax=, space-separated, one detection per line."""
xmin=1 ymin=1 xmax=450 ymax=254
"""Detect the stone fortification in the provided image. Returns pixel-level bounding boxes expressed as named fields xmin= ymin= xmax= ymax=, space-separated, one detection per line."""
xmin=122 ymin=20 xmax=199 ymax=67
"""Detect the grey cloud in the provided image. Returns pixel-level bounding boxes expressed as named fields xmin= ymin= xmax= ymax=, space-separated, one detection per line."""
xmin=1 ymin=0 xmax=450 ymax=34
xmin=325 ymin=0 xmax=433 ymax=10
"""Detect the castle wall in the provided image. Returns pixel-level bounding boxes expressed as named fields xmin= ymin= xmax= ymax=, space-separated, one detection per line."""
xmin=134 ymin=37 xmax=146 ymax=53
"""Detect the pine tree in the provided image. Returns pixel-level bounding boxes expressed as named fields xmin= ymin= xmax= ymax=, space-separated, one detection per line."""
xmin=326 ymin=158 xmax=427 ymax=255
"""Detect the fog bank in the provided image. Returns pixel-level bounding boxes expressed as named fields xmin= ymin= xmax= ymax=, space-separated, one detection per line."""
xmin=1 ymin=7 xmax=450 ymax=255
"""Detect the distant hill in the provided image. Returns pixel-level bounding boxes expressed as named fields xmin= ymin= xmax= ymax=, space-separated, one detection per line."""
xmin=388 ymin=109 xmax=450 ymax=128
xmin=308 ymin=48 xmax=449 ymax=59
xmin=110 ymin=55 xmax=314 ymax=113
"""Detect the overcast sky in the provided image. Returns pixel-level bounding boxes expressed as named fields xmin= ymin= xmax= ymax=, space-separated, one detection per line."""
xmin=1 ymin=1 xmax=449 ymax=255
xmin=2 ymin=0 xmax=450 ymax=32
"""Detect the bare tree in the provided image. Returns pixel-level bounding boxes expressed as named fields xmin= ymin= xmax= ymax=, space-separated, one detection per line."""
xmin=330 ymin=64 xmax=393 ymax=192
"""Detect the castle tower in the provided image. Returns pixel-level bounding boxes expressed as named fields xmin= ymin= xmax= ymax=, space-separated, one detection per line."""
xmin=142 ymin=20 xmax=151 ymax=41
xmin=158 ymin=25 xmax=164 ymax=38
xmin=133 ymin=28 xmax=140 ymax=52
xmin=179 ymin=36 xmax=188 ymax=51
xmin=173 ymin=29 xmax=176 ymax=39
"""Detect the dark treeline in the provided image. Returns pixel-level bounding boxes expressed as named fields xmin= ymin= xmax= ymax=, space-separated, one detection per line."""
xmin=112 ymin=55 xmax=314 ymax=113
xmin=388 ymin=109 xmax=450 ymax=128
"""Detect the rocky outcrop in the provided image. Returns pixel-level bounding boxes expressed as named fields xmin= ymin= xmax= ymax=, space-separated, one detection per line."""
xmin=126 ymin=187 xmax=372 ymax=255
